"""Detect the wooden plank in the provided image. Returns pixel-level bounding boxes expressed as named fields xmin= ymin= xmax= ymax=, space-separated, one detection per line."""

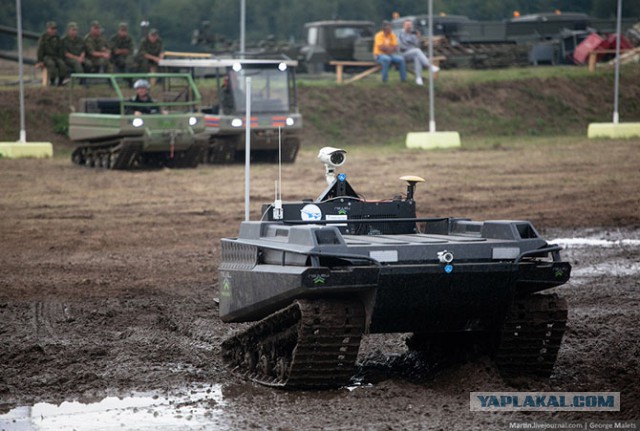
xmin=329 ymin=61 xmax=378 ymax=67
xmin=344 ymin=65 xmax=381 ymax=84
xmin=588 ymin=48 xmax=632 ymax=72
xmin=330 ymin=61 xmax=379 ymax=84
xmin=164 ymin=51 xmax=213 ymax=59
xmin=335 ymin=64 xmax=343 ymax=84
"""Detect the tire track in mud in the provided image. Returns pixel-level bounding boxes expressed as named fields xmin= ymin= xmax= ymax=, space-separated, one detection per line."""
xmin=31 ymin=301 xmax=79 ymax=343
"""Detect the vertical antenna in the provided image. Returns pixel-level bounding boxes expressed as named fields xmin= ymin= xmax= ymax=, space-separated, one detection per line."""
xmin=244 ymin=77 xmax=252 ymax=222
xmin=273 ymin=127 xmax=283 ymax=220
xmin=278 ymin=127 xmax=282 ymax=200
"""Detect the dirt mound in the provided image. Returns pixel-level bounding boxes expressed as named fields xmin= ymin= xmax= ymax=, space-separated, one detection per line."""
xmin=299 ymin=67 xmax=640 ymax=144
xmin=0 ymin=86 xmax=71 ymax=148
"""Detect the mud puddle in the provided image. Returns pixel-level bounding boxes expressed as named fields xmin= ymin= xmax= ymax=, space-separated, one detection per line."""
xmin=551 ymin=231 xmax=640 ymax=284
xmin=0 ymin=385 xmax=226 ymax=431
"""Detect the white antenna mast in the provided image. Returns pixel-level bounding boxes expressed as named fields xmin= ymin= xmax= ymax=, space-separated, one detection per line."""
xmin=244 ymin=77 xmax=251 ymax=222
xmin=272 ymin=127 xmax=284 ymax=220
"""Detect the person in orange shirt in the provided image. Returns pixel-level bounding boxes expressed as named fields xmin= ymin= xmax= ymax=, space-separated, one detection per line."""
xmin=373 ymin=21 xmax=407 ymax=83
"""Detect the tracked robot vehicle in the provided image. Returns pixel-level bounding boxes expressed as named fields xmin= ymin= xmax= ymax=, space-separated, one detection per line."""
xmin=68 ymin=73 xmax=207 ymax=169
xmin=219 ymin=147 xmax=571 ymax=389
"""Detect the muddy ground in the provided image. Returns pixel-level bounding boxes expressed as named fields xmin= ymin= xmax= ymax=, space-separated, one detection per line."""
xmin=0 ymin=138 xmax=639 ymax=429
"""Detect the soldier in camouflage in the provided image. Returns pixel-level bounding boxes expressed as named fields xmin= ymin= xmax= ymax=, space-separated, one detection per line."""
xmin=135 ymin=28 xmax=164 ymax=73
xmin=61 ymin=22 xmax=86 ymax=74
xmin=110 ymin=22 xmax=134 ymax=73
xmin=36 ymin=21 xmax=67 ymax=85
xmin=84 ymin=20 xmax=111 ymax=73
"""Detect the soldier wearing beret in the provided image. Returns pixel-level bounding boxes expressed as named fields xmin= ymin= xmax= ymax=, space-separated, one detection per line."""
xmin=36 ymin=21 xmax=67 ymax=85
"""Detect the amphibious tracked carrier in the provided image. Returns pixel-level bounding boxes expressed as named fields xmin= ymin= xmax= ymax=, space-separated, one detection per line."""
xmin=219 ymin=147 xmax=571 ymax=389
xmin=68 ymin=73 xmax=207 ymax=169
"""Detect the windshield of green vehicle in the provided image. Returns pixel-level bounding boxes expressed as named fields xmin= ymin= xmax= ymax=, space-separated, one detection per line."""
xmin=228 ymin=67 xmax=290 ymax=113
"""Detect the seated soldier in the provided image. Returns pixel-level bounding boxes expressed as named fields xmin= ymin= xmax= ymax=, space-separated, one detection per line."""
xmin=61 ymin=22 xmax=87 ymax=75
xmin=84 ymin=21 xmax=111 ymax=73
xmin=36 ymin=21 xmax=67 ymax=86
xmin=135 ymin=29 xmax=164 ymax=73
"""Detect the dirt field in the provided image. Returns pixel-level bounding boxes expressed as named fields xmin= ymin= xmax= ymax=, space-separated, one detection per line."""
xmin=0 ymin=138 xmax=639 ymax=429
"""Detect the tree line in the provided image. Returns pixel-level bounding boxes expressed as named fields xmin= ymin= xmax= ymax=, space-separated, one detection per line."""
xmin=1 ymin=0 xmax=638 ymax=52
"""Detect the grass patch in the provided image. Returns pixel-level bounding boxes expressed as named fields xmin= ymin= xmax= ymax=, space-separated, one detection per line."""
xmin=51 ymin=113 xmax=69 ymax=136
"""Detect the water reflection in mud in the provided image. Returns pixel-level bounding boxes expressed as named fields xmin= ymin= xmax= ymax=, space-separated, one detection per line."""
xmin=552 ymin=234 xmax=640 ymax=283
xmin=0 ymin=385 xmax=226 ymax=431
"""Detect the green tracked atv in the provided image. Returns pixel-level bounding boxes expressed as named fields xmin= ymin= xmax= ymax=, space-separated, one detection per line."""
xmin=68 ymin=73 xmax=207 ymax=169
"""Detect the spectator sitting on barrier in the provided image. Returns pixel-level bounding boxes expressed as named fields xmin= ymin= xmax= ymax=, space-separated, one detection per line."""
xmin=61 ymin=22 xmax=86 ymax=75
xmin=127 ymin=79 xmax=165 ymax=115
xmin=36 ymin=21 xmax=67 ymax=86
xmin=398 ymin=19 xmax=439 ymax=86
xmin=373 ymin=21 xmax=406 ymax=83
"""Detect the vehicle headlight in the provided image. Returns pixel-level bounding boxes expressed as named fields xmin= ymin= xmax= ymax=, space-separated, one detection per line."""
xmin=189 ymin=116 xmax=198 ymax=126
xmin=132 ymin=118 xmax=144 ymax=128
xmin=285 ymin=117 xmax=295 ymax=126
xmin=231 ymin=118 xmax=243 ymax=128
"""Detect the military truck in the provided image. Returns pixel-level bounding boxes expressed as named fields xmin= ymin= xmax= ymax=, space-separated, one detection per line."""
xmin=68 ymin=73 xmax=207 ymax=169
xmin=159 ymin=58 xmax=303 ymax=163
xmin=300 ymin=20 xmax=376 ymax=72
xmin=219 ymin=147 xmax=572 ymax=389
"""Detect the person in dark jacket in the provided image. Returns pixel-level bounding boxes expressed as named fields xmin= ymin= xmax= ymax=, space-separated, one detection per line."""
xmin=127 ymin=79 xmax=161 ymax=115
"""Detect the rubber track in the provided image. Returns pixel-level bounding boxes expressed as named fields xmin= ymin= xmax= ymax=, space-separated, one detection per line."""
xmin=110 ymin=141 xmax=142 ymax=170
xmin=205 ymin=138 xmax=237 ymax=164
xmin=71 ymin=140 xmax=141 ymax=170
xmin=221 ymin=299 xmax=365 ymax=389
xmin=170 ymin=141 xmax=206 ymax=168
xmin=494 ymin=293 xmax=568 ymax=378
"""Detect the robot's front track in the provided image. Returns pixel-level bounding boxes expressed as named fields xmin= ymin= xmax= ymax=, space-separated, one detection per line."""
xmin=221 ymin=299 xmax=365 ymax=389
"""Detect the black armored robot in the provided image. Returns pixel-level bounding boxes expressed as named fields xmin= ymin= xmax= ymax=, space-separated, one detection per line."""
xmin=218 ymin=147 xmax=571 ymax=388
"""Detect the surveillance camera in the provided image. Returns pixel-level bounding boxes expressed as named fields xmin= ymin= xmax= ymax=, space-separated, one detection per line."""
xmin=317 ymin=147 xmax=346 ymax=168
